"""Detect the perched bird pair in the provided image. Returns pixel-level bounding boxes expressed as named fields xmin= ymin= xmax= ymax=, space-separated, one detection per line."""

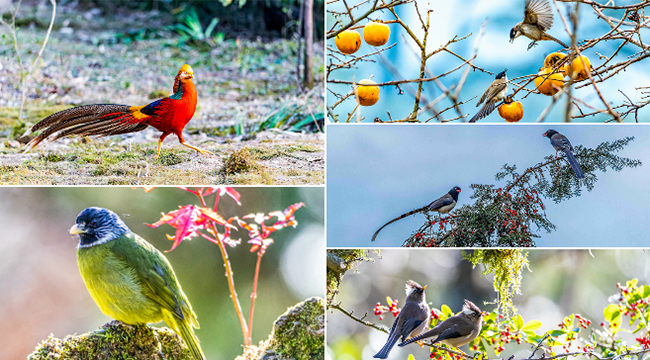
xmin=71 ymin=207 xmax=205 ymax=359
xmin=23 ymin=65 xmax=212 ymax=157
xmin=374 ymin=280 xmax=483 ymax=359
xmin=371 ymin=186 xmax=461 ymax=242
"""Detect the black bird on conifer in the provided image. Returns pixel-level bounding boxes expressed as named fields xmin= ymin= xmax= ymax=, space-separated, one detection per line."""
xmin=543 ymin=129 xmax=584 ymax=179
xmin=371 ymin=186 xmax=461 ymax=242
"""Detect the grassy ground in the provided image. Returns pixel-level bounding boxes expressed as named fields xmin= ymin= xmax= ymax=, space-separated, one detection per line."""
xmin=0 ymin=2 xmax=324 ymax=185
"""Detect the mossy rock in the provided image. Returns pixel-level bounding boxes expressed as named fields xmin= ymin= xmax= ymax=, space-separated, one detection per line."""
xmin=236 ymin=297 xmax=325 ymax=360
xmin=28 ymin=321 xmax=193 ymax=360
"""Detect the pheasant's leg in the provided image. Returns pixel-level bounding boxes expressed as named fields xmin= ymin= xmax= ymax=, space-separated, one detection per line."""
xmin=178 ymin=133 xmax=213 ymax=156
xmin=157 ymin=133 xmax=170 ymax=158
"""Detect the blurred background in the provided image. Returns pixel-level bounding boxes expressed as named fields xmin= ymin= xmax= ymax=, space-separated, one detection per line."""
xmin=0 ymin=186 xmax=324 ymax=359
xmin=327 ymin=124 xmax=650 ymax=247
xmin=326 ymin=0 xmax=650 ymax=122
xmin=327 ymin=249 xmax=650 ymax=360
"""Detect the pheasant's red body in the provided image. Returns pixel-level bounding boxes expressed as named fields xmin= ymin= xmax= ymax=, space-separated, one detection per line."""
xmin=24 ymin=64 xmax=211 ymax=156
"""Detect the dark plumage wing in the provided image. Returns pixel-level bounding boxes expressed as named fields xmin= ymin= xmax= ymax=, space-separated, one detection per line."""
xmin=427 ymin=193 xmax=454 ymax=212
xmin=524 ymin=0 xmax=554 ymax=30
xmin=550 ymin=134 xmax=573 ymax=152
xmin=469 ymin=101 xmax=496 ymax=123
xmin=432 ymin=322 xmax=464 ymax=344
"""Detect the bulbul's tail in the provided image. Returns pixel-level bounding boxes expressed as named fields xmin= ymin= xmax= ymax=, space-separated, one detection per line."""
xmin=469 ymin=102 xmax=496 ymax=123
xmin=374 ymin=331 xmax=400 ymax=359
xmin=563 ymin=149 xmax=584 ymax=179
xmin=542 ymin=33 xmax=568 ymax=48
xmin=371 ymin=205 xmax=429 ymax=241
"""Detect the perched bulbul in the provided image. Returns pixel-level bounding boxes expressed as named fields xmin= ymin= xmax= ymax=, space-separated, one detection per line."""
xmin=543 ymin=129 xmax=584 ymax=179
xmin=399 ymin=299 xmax=483 ymax=349
xmin=374 ymin=280 xmax=431 ymax=359
xmin=371 ymin=186 xmax=461 ymax=242
xmin=510 ymin=0 xmax=568 ymax=50
xmin=469 ymin=70 xmax=508 ymax=123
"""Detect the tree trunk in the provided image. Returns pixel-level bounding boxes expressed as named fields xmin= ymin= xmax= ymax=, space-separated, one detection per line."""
xmin=303 ymin=0 xmax=314 ymax=89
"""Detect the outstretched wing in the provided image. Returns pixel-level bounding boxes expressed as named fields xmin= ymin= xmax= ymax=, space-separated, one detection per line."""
xmin=427 ymin=193 xmax=454 ymax=212
xmin=524 ymin=0 xmax=554 ymax=30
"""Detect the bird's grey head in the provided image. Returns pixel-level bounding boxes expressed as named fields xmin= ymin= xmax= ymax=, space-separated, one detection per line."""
xmin=496 ymin=69 xmax=508 ymax=80
xmin=405 ymin=280 xmax=427 ymax=302
xmin=71 ymin=207 xmax=130 ymax=248
xmin=462 ymin=299 xmax=483 ymax=319
xmin=543 ymin=129 xmax=558 ymax=138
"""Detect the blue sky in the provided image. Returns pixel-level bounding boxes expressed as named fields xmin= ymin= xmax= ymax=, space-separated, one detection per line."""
xmin=327 ymin=0 xmax=650 ymax=122
xmin=327 ymin=124 xmax=650 ymax=246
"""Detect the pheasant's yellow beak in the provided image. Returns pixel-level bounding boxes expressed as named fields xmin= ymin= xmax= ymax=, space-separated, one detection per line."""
xmin=70 ymin=224 xmax=86 ymax=235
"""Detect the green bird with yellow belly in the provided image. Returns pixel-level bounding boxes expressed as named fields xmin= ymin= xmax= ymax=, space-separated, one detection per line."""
xmin=70 ymin=207 xmax=205 ymax=360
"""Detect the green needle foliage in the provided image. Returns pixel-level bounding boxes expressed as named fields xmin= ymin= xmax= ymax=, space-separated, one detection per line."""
xmin=403 ymin=137 xmax=641 ymax=247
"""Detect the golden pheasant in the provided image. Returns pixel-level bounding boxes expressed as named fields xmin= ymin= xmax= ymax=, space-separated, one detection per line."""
xmin=23 ymin=64 xmax=212 ymax=157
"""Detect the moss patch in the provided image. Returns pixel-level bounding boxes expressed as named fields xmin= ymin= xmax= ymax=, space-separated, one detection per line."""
xmin=236 ymin=297 xmax=325 ymax=360
xmin=224 ymin=148 xmax=256 ymax=175
xmin=28 ymin=321 xmax=192 ymax=360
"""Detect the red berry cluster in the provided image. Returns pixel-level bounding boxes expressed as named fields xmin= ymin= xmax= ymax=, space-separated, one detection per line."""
xmin=574 ymin=314 xmax=592 ymax=328
xmin=374 ymin=300 xmax=400 ymax=321
xmin=636 ymin=337 xmax=650 ymax=349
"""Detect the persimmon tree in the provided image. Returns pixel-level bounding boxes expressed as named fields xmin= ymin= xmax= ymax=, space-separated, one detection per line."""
xmin=327 ymin=0 xmax=650 ymax=122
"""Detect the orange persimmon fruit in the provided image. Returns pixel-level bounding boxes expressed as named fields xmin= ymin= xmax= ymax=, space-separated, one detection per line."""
xmin=363 ymin=22 xmax=390 ymax=46
xmin=534 ymin=68 xmax=565 ymax=96
xmin=335 ymin=30 xmax=361 ymax=54
xmin=544 ymin=52 xmax=567 ymax=72
xmin=567 ymin=55 xmax=592 ymax=81
xmin=498 ymin=96 xmax=524 ymax=123
xmin=355 ymin=79 xmax=380 ymax=106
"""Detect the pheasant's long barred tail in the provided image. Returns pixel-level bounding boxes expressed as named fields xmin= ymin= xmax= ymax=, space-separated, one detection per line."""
xmin=23 ymin=104 xmax=148 ymax=151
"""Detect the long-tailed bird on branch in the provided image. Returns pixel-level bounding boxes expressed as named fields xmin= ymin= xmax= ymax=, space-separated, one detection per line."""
xmin=374 ymin=280 xmax=430 ymax=359
xmin=371 ymin=186 xmax=461 ymax=242
xmin=399 ymin=300 xmax=483 ymax=349
xmin=22 ymin=64 xmax=212 ymax=157
xmin=469 ymin=70 xmax=507 ymax=123
xmin=543 ymin=129 xmax=584 ymax=179
xmin=510 ymin=0 xmax=568 ymax=50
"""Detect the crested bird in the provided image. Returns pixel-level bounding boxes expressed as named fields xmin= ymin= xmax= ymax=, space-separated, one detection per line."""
xmin=23 ymin=64 xmax=212 ymax=157
xmin=374 ymin=280 xmax=430 ymax=359
xmin=469 ymin=70 xmax=508 ymax=123
xmin=543 ymin=129 xmax=584 ymax=179
xmin=371 ymin=186 xmax=461 ymax=242
xmin=71 ymin=207 xmax=205 ymax=360
xmin=399 ymin=299 xmax=483 ymax=349
xmin=510 ymin=0 xmax=568 ymax=50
